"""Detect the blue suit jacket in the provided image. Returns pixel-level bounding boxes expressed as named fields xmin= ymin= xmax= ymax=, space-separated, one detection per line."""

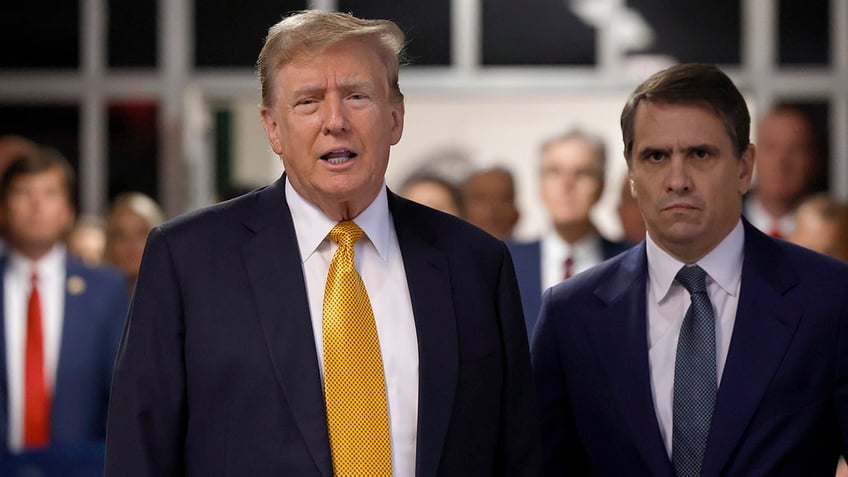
xmin=0 ymin=255 xmax=128 ymax=474
xmin=532 ymin=220 xmax=848 ymax=476
xmin=508 ymin=236 xmax=632 ymax=335
xmin=105 ymin=177 xmax=541 ymax=476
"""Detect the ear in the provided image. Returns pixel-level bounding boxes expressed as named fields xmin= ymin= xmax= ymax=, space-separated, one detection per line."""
xmin=389 ymin=100 xmax=405 ymax=146
xmin=260 ymin=107 xmax=284 ymax=155
xmin=738 ymin=143 xmax=755 ymax=195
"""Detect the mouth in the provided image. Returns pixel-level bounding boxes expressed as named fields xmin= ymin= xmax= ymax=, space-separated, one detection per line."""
xmin=320 ymin=149 xmax=358 ymax=165
xmin=662 ymin=202 xmax=698 ymax=212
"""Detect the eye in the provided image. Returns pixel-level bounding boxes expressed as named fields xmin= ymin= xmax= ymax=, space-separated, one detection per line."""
xmin=293 ymin=98 xmax=319 ymax=113
xmin=693 ymin=149 xmax=710 ymax=159
xmin=646 ymin=151 xmax=665 ymax=162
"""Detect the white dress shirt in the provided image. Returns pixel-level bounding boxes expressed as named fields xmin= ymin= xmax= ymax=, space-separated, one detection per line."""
xmin=286 ymin=179 xmax=419 ymax=477
xmin=4 ymin=245 xmax=67 ymax=452
xmin=540 ymin=229 xmax=604 ymax=291
xmin=646 ymin=219 xmax=744 ymax=457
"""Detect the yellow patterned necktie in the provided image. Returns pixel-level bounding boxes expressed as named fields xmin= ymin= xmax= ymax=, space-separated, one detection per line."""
xmin=323 ymin=221 xmax=393 ymax=476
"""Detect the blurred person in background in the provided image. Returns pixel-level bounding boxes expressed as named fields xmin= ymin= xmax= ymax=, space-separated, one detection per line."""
xmin=0 ymin=136 xmax=42 ymax=255
xmin=66 ymin=215 xmax=106 ymax=266
xmin=398 ymin=171 xmax=463 ymax=216
xmin=618 ymin=174 xmax=647 ymax=245
xmin=460 ymin=166 xmax=520 ymax=241
xmin=104 ymin=192 xmax=164 ymax=291
xmin=510 ymin=129 xmax=631 ymax=334
xmin=789 ymin=192 xmax=848 ymax=263
xmin=745 ymin=105 xmax=819 ymax=238
xmin=0 ymin=136 xmax=40 ymax=175
xmin=0 ymin=147 xmax=128 ymax=476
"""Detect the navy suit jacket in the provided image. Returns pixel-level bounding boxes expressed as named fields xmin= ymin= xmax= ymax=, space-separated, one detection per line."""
xmin=532 ymin=219 xmax=848 ymax=476
xmin=509 ymin=236 xmax=631 ymax=335
xmin=0 ymin=255 xmax=128 ymax=474
xmin=105 ymin=177 xmax=541 ymax=476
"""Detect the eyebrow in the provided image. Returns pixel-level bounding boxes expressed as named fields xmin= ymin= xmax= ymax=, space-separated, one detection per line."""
xmin=683 ymin=144 xmax=721 ymax=155
xmin=636 ymin=144 xmax=721 ymax=158
xmin=290 ymin=79 xmax=375 ymax=100
xmin=637 ymin=146 xmax=669 ymax=158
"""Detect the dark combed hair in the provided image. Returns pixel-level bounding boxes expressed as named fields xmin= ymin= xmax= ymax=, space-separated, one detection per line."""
xmin=620 ymin=63 xmax=751 ymax=161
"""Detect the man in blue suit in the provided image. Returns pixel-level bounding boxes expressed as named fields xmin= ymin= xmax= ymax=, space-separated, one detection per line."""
xmin=533 ymin=63 xmax=848 ymax=476
xmin=510 ymin=129 xmax=631 ymax=335
xmin=105 ymin=10 xmax=539 ymax=477
xmin=0 ymin=147 xmax=128 ymax=475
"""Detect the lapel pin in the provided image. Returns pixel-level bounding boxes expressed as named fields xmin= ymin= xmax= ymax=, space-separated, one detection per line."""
xmin=67 ymin=275 xmax=86 ymax=295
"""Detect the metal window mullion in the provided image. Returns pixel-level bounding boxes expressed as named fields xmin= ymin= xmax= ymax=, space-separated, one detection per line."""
xmin=80 ymin=0 xmax=107 ymax=215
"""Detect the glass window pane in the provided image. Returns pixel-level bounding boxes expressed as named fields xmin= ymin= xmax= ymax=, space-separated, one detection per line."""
xmin=0 ymin=4 xmax=79 ymax=69
xmin=109 ymin=0 xmax=157 ymax=67
xmin=483 ymin=0 xmax=596 ymax=65
xmin=338 ymin=0 xmax=451 ymax=66
xmin=778 ymin=0 xmax=829 ymax=65
xmin=108 ymin=102 xmax=159 ymax=201
xmin=626 ymin=0 xmax=741 ymax=65
xmin=195 ymin=0 xmax=308 ymax=68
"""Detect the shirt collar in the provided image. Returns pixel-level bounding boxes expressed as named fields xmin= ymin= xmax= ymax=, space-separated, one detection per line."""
xmin=7 ymin=244 xmax=67 ymax=282
xmin=647 ymin=219 xmax=745 ymax=301
xmin=541 ymin=228 xmax=600 ymax=261
xmin=285 ymin=177 xmax=391 ymax=262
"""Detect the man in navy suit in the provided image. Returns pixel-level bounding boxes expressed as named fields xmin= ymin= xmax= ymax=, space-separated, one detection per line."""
xmin=510 ymin=129 xmax=631 ymax=334
xmin=0 ymin=147 xmax=128 ymax=475
xmin=532 ymin=63 xmax=848 ymax=476
xmin=105 ymin=10 xmax=539 ymax=477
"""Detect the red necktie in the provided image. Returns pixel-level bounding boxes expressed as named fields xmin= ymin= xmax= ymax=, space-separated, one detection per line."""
xmin=563 ymin=256 xmax=574 ymax=280
xmin=24 ymin=271 xmax=50 ymax=448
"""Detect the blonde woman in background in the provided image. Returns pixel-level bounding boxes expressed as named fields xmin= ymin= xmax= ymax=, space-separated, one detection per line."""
xmin=105 ymin=192 xmax=164 ymax=290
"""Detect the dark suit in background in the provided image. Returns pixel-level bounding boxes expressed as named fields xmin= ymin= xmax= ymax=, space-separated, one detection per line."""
xmin=0 ymin=257 xmax=127 ymax=475
xmin=509 ymin=237 xmax=631 ymax=333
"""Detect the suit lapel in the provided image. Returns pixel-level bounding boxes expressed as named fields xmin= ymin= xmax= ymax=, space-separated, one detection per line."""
xmin=241 ymin=179 xmax=333 ymax=477
xmin=590 ymin=244 xmax=676 ymax=477
xmin=389 ymin=193 xmax=458 ymax=477
xmin=701 ymin=222 xmax=801 ymax=477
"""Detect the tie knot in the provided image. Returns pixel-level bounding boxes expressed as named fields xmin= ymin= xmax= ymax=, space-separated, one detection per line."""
xmin=675 ymin=265 xmax=707 ymax=294
xmin=329 ymin=221 xmax=364 ymax=248
xmin=30 ymin=271 xmax=38 ymax=285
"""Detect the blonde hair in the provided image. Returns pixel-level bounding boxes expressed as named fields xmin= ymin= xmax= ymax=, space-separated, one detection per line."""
xmin=108 ymin=192 xmax=164 ymax=230
xmin=256 ymin=10 xmax=406 ymax=106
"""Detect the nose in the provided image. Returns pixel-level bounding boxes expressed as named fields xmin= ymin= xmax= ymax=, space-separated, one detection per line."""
xmin=322 ymin=97 xmax=349 ymax=135
xmin=665 ymin=156 xmax=691 ymax=193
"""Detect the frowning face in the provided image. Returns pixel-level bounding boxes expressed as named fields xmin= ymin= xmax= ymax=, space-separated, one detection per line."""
xmin=628 ymin=101 xmax=754 ymax=262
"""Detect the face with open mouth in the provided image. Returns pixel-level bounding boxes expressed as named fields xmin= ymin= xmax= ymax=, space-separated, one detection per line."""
xmin=261 ymin=37 xmax=405 ymax=220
